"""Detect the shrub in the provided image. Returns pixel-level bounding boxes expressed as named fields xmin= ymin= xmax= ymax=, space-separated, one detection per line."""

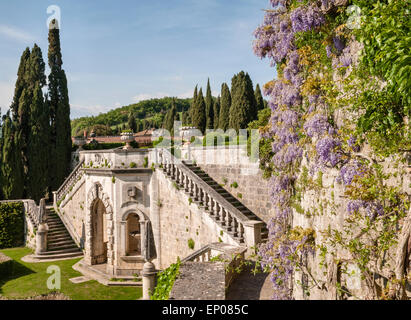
xmin=151 ymin=257 xmax=181 ymax=300
xmin=231 ymin=181 xmax=239 ymax=188
xmin=188 ymin=238 xmax=195 ymax=250
xmin=0 ymin=202 xmax=24 ymax=249
xmin=129 ymin=162 xmax=137 ymax=168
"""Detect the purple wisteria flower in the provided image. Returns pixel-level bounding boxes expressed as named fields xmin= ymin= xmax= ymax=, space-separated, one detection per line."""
xmin=326 ymin=45 xmax=332 ymax=58
xmin=348 ymin=135 xmax=361 ymax=152
xmin=290 ymin=4 xmax=325 ymax=33
xmin=338 ymin=161 xmax=366 ymax=186
xmin=303 ymin=113 xmax=331 ymax=138
xmin=347 ymin=200 xmax=384 ymax=217
xmin=316 ymin=136 xmax=342 ymax=167
xmin=333 ymin=37 xmax=345 ymax=52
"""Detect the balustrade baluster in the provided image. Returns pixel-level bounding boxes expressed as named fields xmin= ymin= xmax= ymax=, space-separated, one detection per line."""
xmin=221 ymin=207 xmax=226 ymax=226
xmin=204 ymin=193 xmax=209 ymax=210
xmin=184 ymin=175 xmax=189 ymax=192
xmin=226 ymin=211 xmax=232 ymax=231
xmin=238 ymin=223 xmax=245 ymax=243
xmin=215 ymin=204 xmax=221 ymax=221
xmin=232 ymin=217 xmax=238 ymax=237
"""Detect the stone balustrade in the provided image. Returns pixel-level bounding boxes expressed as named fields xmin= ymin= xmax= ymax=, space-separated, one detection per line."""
xmin=54 ymin=159 xmax=85 ymax=205
xmin=159 ymin=149 xmax=263 ymax=247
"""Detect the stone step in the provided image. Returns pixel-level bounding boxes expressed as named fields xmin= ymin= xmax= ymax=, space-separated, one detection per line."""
xmin=37 ymin=247 xmax=81 ymax=256
xmin=47 ymin=222 xmax=64 ymax=228
xmin=48 ymin=231 xmax=70 ymax=237
xmin=48 ymin=226 xmax=67 ymax=232
xmin=48 ymin=237 xmax=73 ymax=245
xmin=48 ymin=239 xmax=75 ymax=247
xmin=33 ymin=251 xmax=83 ymax=260
xmin=107 ymin=281 xmax=142 ymax=287
xmin=48 ymin=243 xmax=78 ymax=251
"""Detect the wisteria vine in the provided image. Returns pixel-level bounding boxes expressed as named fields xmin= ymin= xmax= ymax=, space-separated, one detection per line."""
xmin=253 ymin=0 xmax=362 ymax=300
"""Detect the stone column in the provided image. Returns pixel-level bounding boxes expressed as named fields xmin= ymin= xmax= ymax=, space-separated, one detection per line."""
xmin=120 ymin=221 xmax=127 ymax=256
xmin=243 ymin=220 xmax=265 ymax=255
xmin=142 ymin=262 xmax=157 ymax=300
xmin=35 ymin=223 xmax=48 ymax=255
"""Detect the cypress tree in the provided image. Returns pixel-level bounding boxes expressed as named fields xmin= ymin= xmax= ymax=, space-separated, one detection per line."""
xmin=189 ymin=85 xmax=198 ymax=121
xmin=218 ymin=83 xmax=231 ymax=131
xmin=182 ymin=111 xmax=188 ymax=126
xmin=1 ymin=114 xmax=24 ymax=199
xmin=229 ymin=71 xmax=257 ymax=132
xmin=10 ymin=48 xmax=30 ymax=123
xmin=213 ymin=96 xmax=220 ymax=129
xmin=164 ymin=100 xmax=177 ymax=134
xmin=255 ymin=83 xmax=265 ymax=111
xmin=128 ymin=113 xmax=137 ymax=132
xmin=191 ymin=88 xmax=206 ymax=134
xmin=48 ymin=20 xmax=71 ymax=190
xmin=26 ymin=45 xmax=49 ymax=202
xmin=205 ymin=78 xmax=214 ymax=129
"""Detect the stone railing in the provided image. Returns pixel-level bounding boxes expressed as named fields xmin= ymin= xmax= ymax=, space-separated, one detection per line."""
xmin=182 ymin=242 xmax=247 ymax=263
xmin=169 ymin=243 xmax=247 ymax=300
xmin=54 ymin=159 xmax=85 ymax=206
xmin=158 ymin=149 xmax=263 ymax=246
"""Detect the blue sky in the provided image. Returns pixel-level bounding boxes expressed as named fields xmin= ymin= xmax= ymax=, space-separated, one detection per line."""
xmin=0 ymin=0 xmax=275 ymax=119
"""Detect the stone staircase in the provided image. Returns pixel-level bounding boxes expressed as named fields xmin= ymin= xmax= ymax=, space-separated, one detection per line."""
xmin=159 ymin=149 xmax=268 ymax=246
xmin=33 ymin=207 xmax=83 ymax=260
xmin=183 ymin=162 xmax=269 ymax=242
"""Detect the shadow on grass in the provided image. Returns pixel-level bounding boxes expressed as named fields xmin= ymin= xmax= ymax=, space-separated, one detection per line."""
xmin=0 ymin=260 xmax=35 ymax=295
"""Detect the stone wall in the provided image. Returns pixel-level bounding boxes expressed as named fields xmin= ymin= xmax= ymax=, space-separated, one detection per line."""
xmin=59 ymin=180 xmax=87 ymax=247
xmin=291 ymin=154 xmax=411 ymax=300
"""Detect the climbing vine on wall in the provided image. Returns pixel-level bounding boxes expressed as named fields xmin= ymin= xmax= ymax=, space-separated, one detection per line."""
xmin=253 ymin=0 xmax=410 ymax=300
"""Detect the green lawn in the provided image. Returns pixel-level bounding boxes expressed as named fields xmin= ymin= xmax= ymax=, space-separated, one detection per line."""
xmin=0 ymin=247 xmax=142 ymax=300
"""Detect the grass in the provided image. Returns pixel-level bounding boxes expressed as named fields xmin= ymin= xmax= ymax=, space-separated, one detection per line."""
xmin=0 ymin=247 xmax=142 ymax=300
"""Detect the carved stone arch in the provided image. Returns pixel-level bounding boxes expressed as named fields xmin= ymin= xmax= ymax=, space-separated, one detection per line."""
xmin=119 ymin=202 xmax=156 ymax=261
xmin=85 ymin=182 xmax=115 ymax=272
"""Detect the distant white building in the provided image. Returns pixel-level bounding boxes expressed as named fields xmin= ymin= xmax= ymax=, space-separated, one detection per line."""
xmin=179 ymin=126 xmax=201 ymax=141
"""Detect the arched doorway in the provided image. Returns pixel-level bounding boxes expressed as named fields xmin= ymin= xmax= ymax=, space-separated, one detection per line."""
xmin=126 ymin=213 xmax=141 ymax=256
xmin=91 ymin=199 xmax=108 ymax=264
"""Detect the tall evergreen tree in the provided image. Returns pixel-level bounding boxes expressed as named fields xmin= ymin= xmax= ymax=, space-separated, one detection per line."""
xmin=10 ymin=48 xmax=30 ymax=123
xmin=191 ymin=88 xmax=206 ymax=134
xmin=213 ymin=96 xmax=220 ymax=129
xmin=164 ymin=99 xmax=177 ymax=134
xmin=205 ymin=78 xmax=214 ymax=129
xmin=26 ymin=45 xmax=49 ymax=202
xmin=218 ymin=83 xmax=231 ymax=131
xmin=182 ymin=111 xmax=189 ymax=126
xmin=189 ymin=85 xmax=198 ymax=121
xmin=128 ymin=113 xmax=137 ymax=132
xmin=229 ymin=71 xmax=257 ymax=132
xmin=48 ymin=20 xmax=71 ymax=190
xmin=255 ymin=83 xmax=265 ymax=112
xmin=1 ymin=114 xmax=24 ymax=200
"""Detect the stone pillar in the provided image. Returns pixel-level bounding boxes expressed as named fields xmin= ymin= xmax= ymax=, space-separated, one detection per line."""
xmin=120 ymin=221 xmax=127 ymax=256
xmin=243 ymin=220 xmax=265 ymax=255
xmin=142 ymin=262 xmax=157 ymax=300
xmin=35 ymin=223 xmax=48 ymax=255
xmin=52 ymin=191 xmax=58 ymax=208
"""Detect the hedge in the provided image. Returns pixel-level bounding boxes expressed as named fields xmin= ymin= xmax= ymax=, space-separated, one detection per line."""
xmin=0 ymin=202 xmax=24 ymax=249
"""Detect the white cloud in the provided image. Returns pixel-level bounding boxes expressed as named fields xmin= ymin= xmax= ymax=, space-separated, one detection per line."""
xmin=0 ymin=25 xmax=35 ymax=43
xmin=132 ymin=92 xmax=170 ymax=103
xmin=70 ymin=104 xmax=110 ymax=116
xmin=132 ymin=90 xmax=196 ymax=103
xmin=0 ymin=81 xmax=14 ymax=112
